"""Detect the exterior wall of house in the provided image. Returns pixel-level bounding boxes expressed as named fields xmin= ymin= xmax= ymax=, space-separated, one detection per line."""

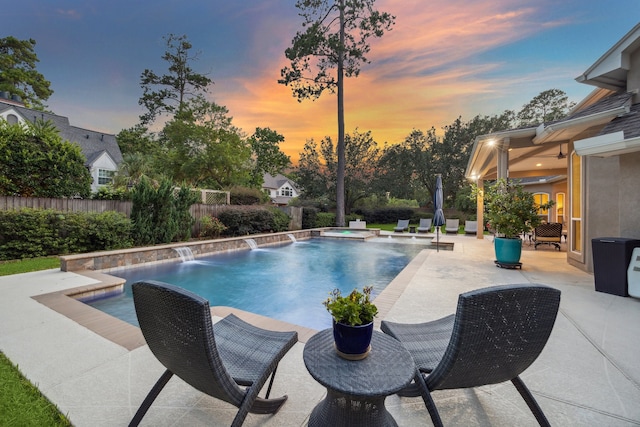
xmin=572 ymin=151 xmax=640 ymax=273
xmin=89 ymin=153 xmax=118 ymax=193
xmin=619 ymin=152 xmax=640 ymax=238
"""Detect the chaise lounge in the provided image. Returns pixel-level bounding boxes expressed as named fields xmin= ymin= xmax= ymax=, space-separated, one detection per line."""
xmin=444 ymin=219 xmax=459 ymax=234
xmin=394 ymin=219 xmax=410 ymax=232
xmin=417 ymin=218 xmax=432 ymax=233
xmin=463 ymin=220 xmax=478 ymax=235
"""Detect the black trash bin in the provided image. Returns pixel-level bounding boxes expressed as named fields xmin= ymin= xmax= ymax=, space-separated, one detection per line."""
xmin=591 ymin=237 xmax=640 ymax=296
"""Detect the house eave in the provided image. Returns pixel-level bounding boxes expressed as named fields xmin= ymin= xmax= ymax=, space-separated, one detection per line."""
xmin=574 ymin=131 xmax=640 ymax=157
xmin=465 ymin=127 xmax=537 ymax=180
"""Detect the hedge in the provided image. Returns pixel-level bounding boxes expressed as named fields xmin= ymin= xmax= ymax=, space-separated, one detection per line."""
xmin=218 ymin=206 xmax=290 ymax=237
xmin=0 ymin=208 xmax=133 ymax=260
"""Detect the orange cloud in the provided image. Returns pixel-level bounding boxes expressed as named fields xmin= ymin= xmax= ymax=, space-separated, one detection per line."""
xmin=214 ymin=0 xmax=567 ymax=163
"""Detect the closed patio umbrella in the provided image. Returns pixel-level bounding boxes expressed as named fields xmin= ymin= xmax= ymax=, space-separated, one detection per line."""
xmin=433 ymin=174 xmax=445 ymax=252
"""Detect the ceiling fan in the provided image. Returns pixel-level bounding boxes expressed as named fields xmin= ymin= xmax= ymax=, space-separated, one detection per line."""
xmin=539 ymin=143 xmax=567 ymax=160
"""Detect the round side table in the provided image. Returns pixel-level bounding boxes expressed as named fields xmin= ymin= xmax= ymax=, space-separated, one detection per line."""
xmin=303 ymin=329 xmax=415 ymax=427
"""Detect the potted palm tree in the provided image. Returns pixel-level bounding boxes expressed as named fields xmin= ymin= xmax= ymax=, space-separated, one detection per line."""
xmin=324 ymin=287 xmax=378 ymax=360
xmin=482 ymin=179 xmax=554 ymax=265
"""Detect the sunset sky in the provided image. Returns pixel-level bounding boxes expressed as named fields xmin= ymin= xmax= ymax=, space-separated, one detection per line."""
xmin=4 ymin=1 xmax=638 ymax=162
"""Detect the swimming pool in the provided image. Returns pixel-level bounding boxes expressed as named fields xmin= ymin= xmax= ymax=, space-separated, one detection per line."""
xmin=87 ymin=238 xmax=427 ymax=330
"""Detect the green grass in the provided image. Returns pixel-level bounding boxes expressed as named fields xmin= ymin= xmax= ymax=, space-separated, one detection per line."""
xmin=0 ymin=257 xmax=60 ymax=276
xmin=0 ymin=352 xmax=71 ymax=427
xmin=1 ymin=258 xmax=70 ymax=425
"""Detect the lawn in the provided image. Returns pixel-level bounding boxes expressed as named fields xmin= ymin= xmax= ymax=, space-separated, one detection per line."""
xmin=0 ymin=352 xmax=71 ymax=426
xmin=0 ymin=257 xmax=71 ymax=426
xmin=0 ymin=256 xmax=60 ymax=276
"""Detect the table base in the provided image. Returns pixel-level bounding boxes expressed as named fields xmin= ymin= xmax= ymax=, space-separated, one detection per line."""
xmin=308 ymin=389 xmax=397 ymax=427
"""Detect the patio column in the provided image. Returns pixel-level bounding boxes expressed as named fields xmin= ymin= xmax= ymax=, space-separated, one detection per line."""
xmin=476 ymin=179 xmax=484 ymax=240
xmin=497 ymin=137 xmax=510 ymax=180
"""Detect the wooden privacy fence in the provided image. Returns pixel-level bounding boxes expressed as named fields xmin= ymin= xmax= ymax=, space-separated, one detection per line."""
xmin=0 ymin=196 xmax=134 ymax=216
xmin=0 ymin=197 xmax=302 ymax=235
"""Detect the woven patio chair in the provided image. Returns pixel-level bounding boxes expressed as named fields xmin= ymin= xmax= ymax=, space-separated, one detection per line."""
xmin=381 ymin=283 xmax=561 ymax=427
xmin=417 ymin=218 xmax=432 ymax=233
xmin=394 ymin=219 xmax=410 ymax=232
xmin=534 ymin=222 xmax=563 ymax=250
xmin=130 ymin=280 xmax=298 ymax=427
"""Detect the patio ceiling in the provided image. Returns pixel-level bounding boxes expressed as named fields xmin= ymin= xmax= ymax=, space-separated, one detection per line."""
xmin=466 ymin=100 xmax=630 ymax=181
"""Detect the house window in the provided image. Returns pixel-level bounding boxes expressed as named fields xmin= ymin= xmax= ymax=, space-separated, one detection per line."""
xmin=555 ymin=192 xmax=565 ymax=224
xmin=533 ymin=192 xmax=550 ymax=221
xmin=280 ymin=186 xmax=292 ymax=197
xmin=98 ymin=169 xmax=115 ymax=185
xmin=6 ymin=114 xmax=18 ymax=124
xmin=570 ymin=152 xmax=582 ymax=254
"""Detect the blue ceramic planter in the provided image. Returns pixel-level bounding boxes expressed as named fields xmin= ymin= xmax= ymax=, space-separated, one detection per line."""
xmin=494 ymin=237 xmax=523 ymax=264
xmin=332 ymin=320 xmax=374 ymax=360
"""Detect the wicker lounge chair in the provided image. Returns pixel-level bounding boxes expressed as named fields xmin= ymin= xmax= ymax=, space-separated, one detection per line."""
xmin=444 ymin=219 xmax=459 ymax=234
xmin=381 ymin=283 xmax=561 ymax=427
xmin=534 ymin=222 xmax=562 ymax=250
xmin=417 ymin=218 xmax=432 ymax=233
xmin=394 ymin=219 xmax=410 ymax=232
xmin=130 ymin=280 xmax=298 ymax=427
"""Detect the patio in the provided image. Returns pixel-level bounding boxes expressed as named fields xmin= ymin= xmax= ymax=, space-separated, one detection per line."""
xmin=1 ymin=234 xmax=639 ymax=426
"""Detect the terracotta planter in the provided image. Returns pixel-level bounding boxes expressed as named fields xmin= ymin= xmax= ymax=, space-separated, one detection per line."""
xmin=332 ymin=320 xmax=374 ymax=360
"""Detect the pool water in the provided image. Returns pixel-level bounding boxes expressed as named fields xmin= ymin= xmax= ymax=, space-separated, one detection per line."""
xmin=88 ymin=238 xmax=426 ymax=330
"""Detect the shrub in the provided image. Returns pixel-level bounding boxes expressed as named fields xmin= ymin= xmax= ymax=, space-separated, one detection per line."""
xmin=302 ymin=207 xmax=318 ymax=229
xmin=315 ymin=212 xmax=336 ymax=227
xmin=218 ymin=206 xmax=291 ymax=237
xmin=358 ymin=207 xmax=415 ymax=223
xmin=91 ymin=185 xmax=130 ymax=201
xmin=271 ymin=208 xmax=291 ymax=232
xmin=229 ymin=186 xmax=268 ymax=205
xmin=199 ymin=215 xmax=227 ymax=238
xmin=130 ymin=177 xmax=198 ymax=245
xmin=0 ymin=208 xmax=132 ymax=260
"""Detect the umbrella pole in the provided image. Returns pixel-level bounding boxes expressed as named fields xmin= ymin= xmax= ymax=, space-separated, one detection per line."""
xmin=436 ymin=228 xmax=440 ymax=252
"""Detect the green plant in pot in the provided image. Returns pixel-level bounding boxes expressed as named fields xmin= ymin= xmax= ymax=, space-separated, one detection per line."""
xmin=324 ymin=287 xmax=378 ymax=360
xmin=481 ymin=178 xmax=554 ymax=265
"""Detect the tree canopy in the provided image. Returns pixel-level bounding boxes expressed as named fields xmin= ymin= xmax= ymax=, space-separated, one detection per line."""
xmin=0 ymin=36 xmax=53 ymax=109
xmin=0 ymin=120 xmax=91 ymax=197
xmin=517 ymin=89 xmax=575 ymax=127
xmin=279 ymin=0 xmax=394 ymax=226
xmin=138 ymin=34 xmax=213 ymax=125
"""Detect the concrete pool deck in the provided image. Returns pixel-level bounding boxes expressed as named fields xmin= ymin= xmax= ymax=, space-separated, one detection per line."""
xmin=1 ymin=233 xmax=639 ymax=426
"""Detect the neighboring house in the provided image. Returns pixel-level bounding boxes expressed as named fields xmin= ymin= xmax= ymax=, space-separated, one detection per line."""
xmin=0 ymin=93 xmax=123 ymax=193
xmin=466 ymin=23 xmax=640 ymax=273
xmin=262 ymin=173 xmax=300 ymax=206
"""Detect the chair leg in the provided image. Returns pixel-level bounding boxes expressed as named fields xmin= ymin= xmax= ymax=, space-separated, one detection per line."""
xmin=129 ymin=369 xmax=174 ymax=427
xmin=264 ymin=364 xmax=278 ymax=399
xmin=414 ymin=371 xmax=444 ymax=427
xmin=511 ymin=376 xmax=551 ymax=427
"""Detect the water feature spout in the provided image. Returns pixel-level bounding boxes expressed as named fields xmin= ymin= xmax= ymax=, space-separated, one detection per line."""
xmin=244 ymin=239 xmax=258 ymax=250
xmin=286 ymin=233 xmax=297 ymax=243
xmin=174 ymin=247 xmax=195 ymax=262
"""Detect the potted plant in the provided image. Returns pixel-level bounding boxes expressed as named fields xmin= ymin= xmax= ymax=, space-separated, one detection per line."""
xmin=481 ymin=179 xmax=554 ymax=265
xmin=324 ymin=286 xmax=378 ymax=360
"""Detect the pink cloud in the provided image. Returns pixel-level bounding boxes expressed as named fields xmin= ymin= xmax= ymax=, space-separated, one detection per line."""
xmin=214 ymin=0 xmax=572 ymax=162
